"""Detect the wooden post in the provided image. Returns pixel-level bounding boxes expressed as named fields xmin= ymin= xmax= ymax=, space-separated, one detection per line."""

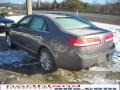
xmin=26 ymin=0 xmax=32 ymax=15
xmin=38 ymin=0 xmax=41 ymax=8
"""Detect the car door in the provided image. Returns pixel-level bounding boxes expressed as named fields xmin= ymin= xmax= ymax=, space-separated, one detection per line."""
xmin=24 ymin=15 xmax=50 ymax=54
xmin=11 ymin=16 xmax=32 ymax=47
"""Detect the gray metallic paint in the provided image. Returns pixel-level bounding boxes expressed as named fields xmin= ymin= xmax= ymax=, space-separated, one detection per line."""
xmin=9 ymin=14 xmax=115 ymax=70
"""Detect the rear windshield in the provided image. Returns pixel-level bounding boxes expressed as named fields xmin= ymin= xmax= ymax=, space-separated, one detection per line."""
xmin=55 ymin=17 xmax=93 ymax=30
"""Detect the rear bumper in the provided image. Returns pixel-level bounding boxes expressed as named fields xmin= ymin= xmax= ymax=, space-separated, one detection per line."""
xmin=79 ymin=48 xmax=114 ymax=68
xmin=55 ymin=47 xmax=115 ymax=70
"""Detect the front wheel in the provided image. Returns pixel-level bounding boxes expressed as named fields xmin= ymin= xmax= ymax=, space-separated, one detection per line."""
xmin=38 ymin=48 xmax=56 ymax=73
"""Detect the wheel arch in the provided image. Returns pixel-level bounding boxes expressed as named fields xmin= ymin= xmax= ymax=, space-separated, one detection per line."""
xmin=37 ymin=45 xmax=54 ymax=57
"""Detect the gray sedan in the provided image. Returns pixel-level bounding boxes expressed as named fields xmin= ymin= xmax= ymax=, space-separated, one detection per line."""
xmin=6 ymin=14 xmax=115 ymax=73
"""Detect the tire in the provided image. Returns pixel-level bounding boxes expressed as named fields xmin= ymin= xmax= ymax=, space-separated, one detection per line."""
xmin=6 ymin=33 xmax=13 ymax=48
xmin=38 ymin=48 xmax=56 ymax=73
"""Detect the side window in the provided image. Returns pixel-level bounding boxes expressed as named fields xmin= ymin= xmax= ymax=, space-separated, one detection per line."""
xmin=18 ymin=16 xmax=31 ymax=28
xmin=29 ymin=17 xmax=47 ymax=31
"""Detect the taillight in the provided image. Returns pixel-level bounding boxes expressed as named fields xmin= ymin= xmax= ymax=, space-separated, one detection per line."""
xmin=69 ymin=37 xmax=101 ymax=47
xmin=105 ymin=33 xmax=113 ymax=42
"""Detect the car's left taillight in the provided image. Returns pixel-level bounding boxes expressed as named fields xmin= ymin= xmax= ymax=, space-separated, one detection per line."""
xmin=68 ymin=33 xmax=113 ymax=48
xmin=105 ymin=33 xmax=113 ymax=42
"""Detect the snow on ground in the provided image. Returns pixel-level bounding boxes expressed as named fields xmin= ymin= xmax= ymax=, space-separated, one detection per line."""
xmin=0 ymin=50 xmax=27 ymax=67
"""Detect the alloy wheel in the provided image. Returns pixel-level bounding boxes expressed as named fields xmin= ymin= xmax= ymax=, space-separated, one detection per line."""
xmin=39 ymin=51 xmax=52 ymax=71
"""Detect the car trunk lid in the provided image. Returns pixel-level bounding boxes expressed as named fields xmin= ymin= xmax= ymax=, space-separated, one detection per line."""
xmin=67 ymin=28 xmax=114 ymax=55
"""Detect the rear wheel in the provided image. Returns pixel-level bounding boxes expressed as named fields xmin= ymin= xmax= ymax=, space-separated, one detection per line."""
xmin=38 ymin=48 xmax=56 ymax=73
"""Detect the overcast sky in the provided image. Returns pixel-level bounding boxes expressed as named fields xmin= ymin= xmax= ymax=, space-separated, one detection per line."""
xmin=0 ymin=0 xmax=117 ymax=4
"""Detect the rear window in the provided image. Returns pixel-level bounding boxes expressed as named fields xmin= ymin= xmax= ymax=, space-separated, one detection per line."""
xmin=55 ymin=17 xmax=92 ymax=30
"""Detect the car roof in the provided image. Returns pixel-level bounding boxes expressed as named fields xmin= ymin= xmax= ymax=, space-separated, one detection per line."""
xmin=34 ymin=13 xmax=70 ymax=18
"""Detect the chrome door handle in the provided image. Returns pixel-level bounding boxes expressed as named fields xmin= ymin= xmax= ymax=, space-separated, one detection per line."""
xmin=35 ymin=36 xmax=42 ymax=39
xmin=36 ymin=36 xmax=40 ymax=38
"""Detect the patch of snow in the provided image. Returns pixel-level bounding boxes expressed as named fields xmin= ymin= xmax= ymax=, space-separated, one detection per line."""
xmin=89 ymin=66 xmax=110 ymax=71
xmin=0 ymin=33 xmax=5 ymax=36
xmin=0 ymin=50 xmax=28 ymax=67
xmin=92 ymin=22 xmax=120 ymax=32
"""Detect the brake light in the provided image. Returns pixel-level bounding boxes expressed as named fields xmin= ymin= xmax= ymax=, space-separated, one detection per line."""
xmin=105 ymin=33 xmax=113 ymax=42
xmin=69 ymin=37 xmax=101 ymax=47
